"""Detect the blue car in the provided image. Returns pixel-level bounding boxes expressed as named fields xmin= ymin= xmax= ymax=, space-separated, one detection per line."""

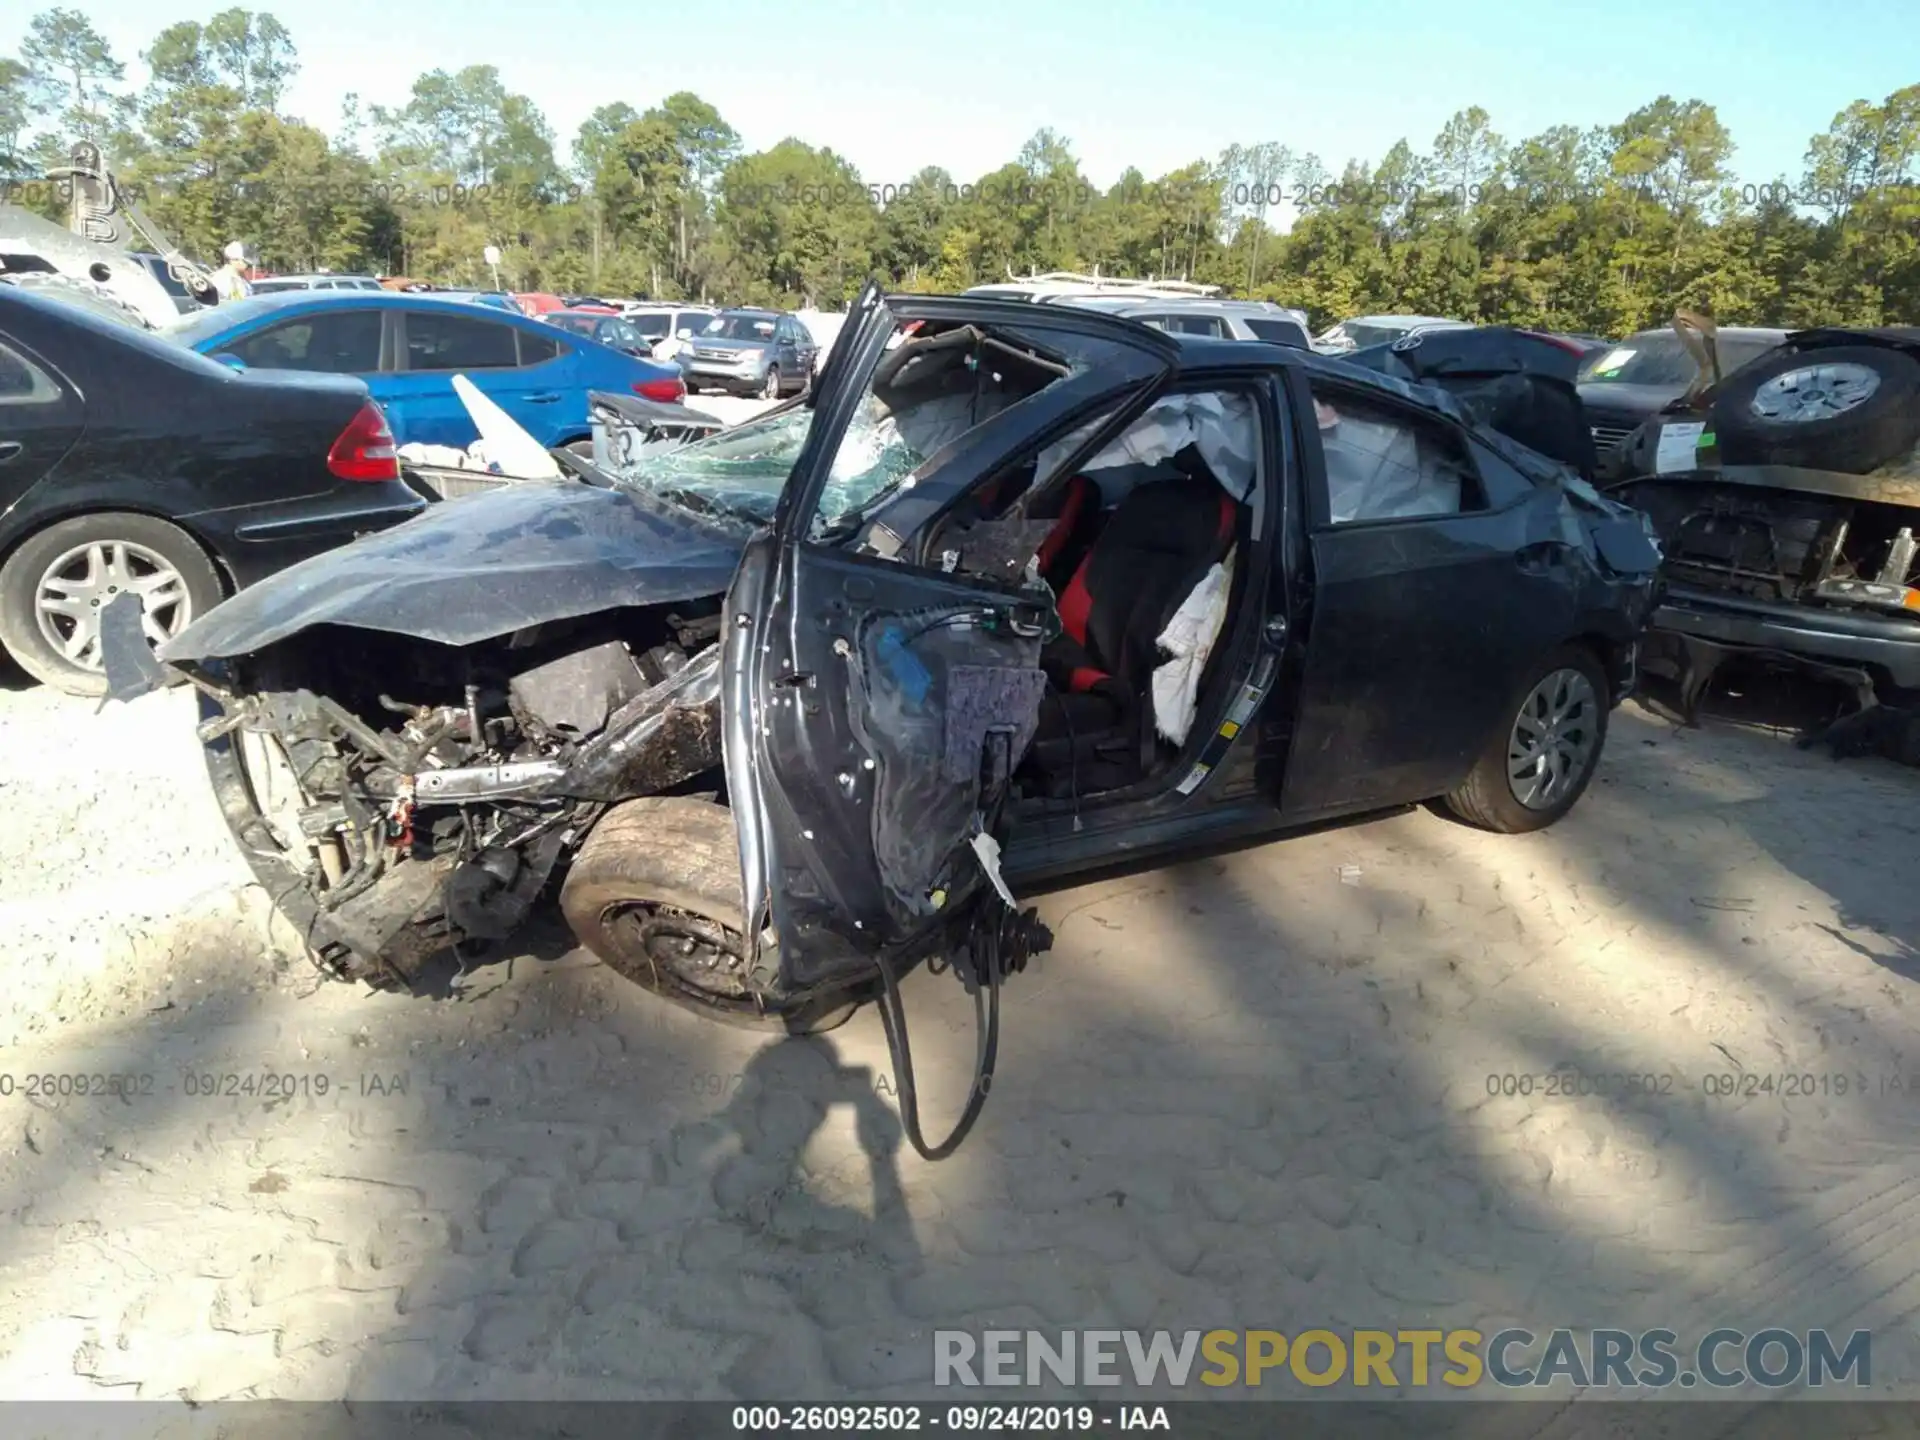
xmin=169 ymin=292 xmax=687 ymax=450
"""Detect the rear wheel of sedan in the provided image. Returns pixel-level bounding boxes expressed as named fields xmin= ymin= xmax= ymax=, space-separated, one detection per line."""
xmin=0 ymin=512 xmax=223 ymax=697
xmin=1441 ymin=644 xmax=1611 ymax=834
xmin=560 ymin=796 xmax=861 ymax=1034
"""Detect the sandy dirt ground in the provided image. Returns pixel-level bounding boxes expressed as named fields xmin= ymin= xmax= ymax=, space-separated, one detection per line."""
xmin=3 ymin=643 xmax=1920 ymax=1411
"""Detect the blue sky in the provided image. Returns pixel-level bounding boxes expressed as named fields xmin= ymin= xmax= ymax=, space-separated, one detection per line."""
xmin=6 ymin=0 xmax=1915 ymax=187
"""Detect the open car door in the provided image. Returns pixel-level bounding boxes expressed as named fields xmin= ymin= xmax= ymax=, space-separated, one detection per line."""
xmin=723 ymin=282 xmax=1178 ymax=1148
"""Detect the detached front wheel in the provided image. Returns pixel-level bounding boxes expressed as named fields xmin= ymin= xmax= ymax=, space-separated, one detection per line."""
xmin=1442 ymin=645 xmax=1611 ymax=833
xmin=560 ymin=797 xmax=860 ymax=1034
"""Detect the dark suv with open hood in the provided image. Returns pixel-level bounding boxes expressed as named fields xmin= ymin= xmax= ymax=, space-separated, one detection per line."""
xmin=125 ymin=286 xmax=1661 ymax=1156
xmin=1580 ymin=325 xmax=1789 ymax=460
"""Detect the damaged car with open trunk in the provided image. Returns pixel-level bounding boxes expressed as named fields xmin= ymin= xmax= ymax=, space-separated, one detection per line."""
xmin=117 ymin=284 xmax=1663 ymax=1156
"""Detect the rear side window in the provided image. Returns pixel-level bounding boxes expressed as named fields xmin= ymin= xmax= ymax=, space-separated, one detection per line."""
xmin=405 ymin=312 xmax=521 ymax=370
xmin=0 ymin=338 xmax=62 ymax=404
xmin=1141 ymin=313 xmax=1227 ymax=337
xmin=1244 ymin=317 xmax=1307 ymax=347
xmin=1309 ymin=384 xmax=1484 ymax=524
xmin=227 ymin=310 xmax=383 ymax=372
xmin=518 ymin=329 xmax=563 ymax=364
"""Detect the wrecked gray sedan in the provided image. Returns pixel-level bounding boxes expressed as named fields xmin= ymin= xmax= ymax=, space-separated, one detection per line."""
xmin=139 ymin=287 xmax=1661 ymax=1156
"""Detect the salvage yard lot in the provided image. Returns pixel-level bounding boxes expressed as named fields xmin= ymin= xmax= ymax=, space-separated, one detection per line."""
xmin=3 ymin=655 xmax=1919 ymax=1402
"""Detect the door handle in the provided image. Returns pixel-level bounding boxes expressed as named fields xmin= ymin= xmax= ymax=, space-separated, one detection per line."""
xmin=524 ymin=392 xmax=560 ymax=403
xmin=0 ymin=442 xmax=22 ymax=464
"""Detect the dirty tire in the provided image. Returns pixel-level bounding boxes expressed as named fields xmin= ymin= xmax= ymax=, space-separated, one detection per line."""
xmin=759 ymin=366 xmax=782 ymax=400
xmin=1713 ymin=344 xmax=1920 ymax=473
xmin=560 ymin=797 xmax=861 ymax=1034
xmin=1441 ymin=643 xmax=1611 ymax=834
xmin=0 ymin=512 xmax=224 ymax=697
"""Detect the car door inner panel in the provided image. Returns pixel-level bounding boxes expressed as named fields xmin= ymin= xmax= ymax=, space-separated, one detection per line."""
xmin=843 ymin=602 xmax=1049 ymax=929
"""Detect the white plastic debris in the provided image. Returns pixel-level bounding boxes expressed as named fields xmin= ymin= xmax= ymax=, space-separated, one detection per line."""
xmin=397 ymin=441 xmax=478 ymax=469
xmin=451 ymin=374 xmax=562 ymax=479
xmin=970 ymin=831 xmax=1018 ymax=909
xmin=1338 ymin=864 xmax=1362 ymax=886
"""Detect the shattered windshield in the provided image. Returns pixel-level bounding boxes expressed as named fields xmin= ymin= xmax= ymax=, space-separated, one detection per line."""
xmin=606 ymin=398 xmax=921 ymax=535
xmin=608 ymin=406 xmax=816 ymax=531
xmin=609 ymin=317 xmax=1151 ymax=537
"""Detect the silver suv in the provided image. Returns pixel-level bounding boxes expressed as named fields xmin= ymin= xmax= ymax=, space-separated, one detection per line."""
xmin=1040 ymin=294 xmax=1311 ymax=347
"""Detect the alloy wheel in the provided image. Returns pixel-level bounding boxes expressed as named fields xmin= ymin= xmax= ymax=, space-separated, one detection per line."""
xmin=1750 ymin=362 xmax=1882 ymax=424
xmin=1507 ymin=667 xmax=1599 ymax=810
xmin=33 ymin=539 xmax=193 ymax=672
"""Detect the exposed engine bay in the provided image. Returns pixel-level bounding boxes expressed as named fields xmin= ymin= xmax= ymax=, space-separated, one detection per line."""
xmin=201 ymin=607 xmax=726 ymax=988
xmin=1617 ymin=475 xmax=1919 ymax=614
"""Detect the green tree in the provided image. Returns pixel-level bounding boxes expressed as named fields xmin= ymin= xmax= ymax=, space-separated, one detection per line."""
xmin=717 ymin=139 xmax=877 ymax=306
xmin=0 ymin=58 xmax=39 ymax=170
xmin=21 ymin=7 xmax=124 ymax=144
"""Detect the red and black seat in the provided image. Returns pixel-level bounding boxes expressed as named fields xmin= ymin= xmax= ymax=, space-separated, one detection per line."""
xmin=1024 ymin=474 xmax=1239 ymax=795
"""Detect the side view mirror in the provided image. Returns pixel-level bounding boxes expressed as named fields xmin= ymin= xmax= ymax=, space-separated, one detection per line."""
xmin=211 ymin=351 xmax=247 ymax=370
xmin=677 ymin=328 xmax=693 ymax=339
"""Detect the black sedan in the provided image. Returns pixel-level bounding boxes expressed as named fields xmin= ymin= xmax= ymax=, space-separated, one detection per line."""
xmin=0 ymin=284 xmax=426 ymax=695
xmin=133 ymin=285 xmax=1662 ymax=1156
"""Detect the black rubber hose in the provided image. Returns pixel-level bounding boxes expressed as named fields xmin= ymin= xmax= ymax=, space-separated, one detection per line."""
xmin=872 ymin=933 xmax=1000 ymax=1163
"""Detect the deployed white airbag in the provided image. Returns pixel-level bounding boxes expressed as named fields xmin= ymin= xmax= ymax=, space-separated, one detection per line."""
xmin=1036 ymin=391 xmax=1258 ymax=500
xmin=1317 ymin=399 xmax=1458 ymax=522
xmin=1151 ymin=546 xmax=1235 ymax=745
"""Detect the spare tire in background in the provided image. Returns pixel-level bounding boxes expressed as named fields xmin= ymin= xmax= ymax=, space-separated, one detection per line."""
xmin=1712 ymin=343 xmax=1920 ymax=473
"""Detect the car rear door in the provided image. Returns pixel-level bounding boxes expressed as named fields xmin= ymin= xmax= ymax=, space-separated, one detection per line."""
xmin=1278 ymin=368 xmax=1583 ymax=817
xmin=725 ymin=283 xmax=1179 ymax=995
xmin=387 ymin=308 xmax=541 ymax=447
xmin=781 ymin=317 xmax=816 ymax=376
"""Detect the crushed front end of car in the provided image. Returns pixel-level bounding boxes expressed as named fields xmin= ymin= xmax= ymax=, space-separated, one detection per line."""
xmin=188 ymin=609 xmax=729 ymax=988
xmin=121 ymin=475 xmax=751 ymax=989
xmin=1602 ymin=324 xmax=1920 ymax=719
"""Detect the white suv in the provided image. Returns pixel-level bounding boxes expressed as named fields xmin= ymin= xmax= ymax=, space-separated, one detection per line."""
xmin=622 ymin=304 xmax=719 ymax=365
xmin=1042 ymin=295 xmax=1311 ymax=348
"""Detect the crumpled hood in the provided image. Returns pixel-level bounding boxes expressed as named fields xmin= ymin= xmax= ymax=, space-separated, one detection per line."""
xmin=162 ymin=480 xmax=746 ymax=662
